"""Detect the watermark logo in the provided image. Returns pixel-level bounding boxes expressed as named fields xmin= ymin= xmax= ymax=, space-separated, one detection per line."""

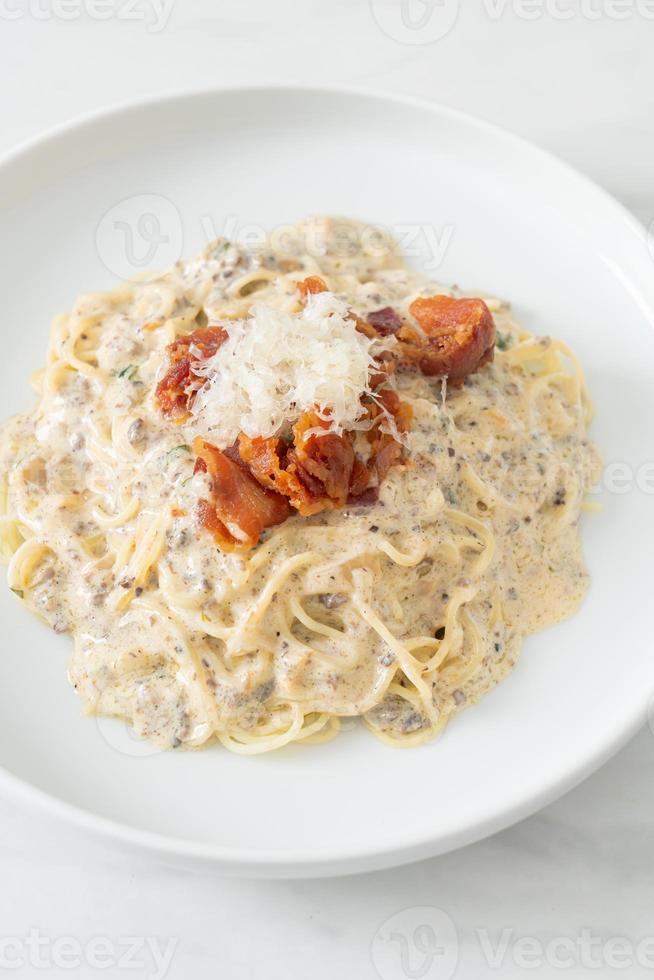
xmin=476 ymin=927 xmax=654 ymax=970
xmin=95 ymin=715 xmax=164 ymax=758
xmin=96 ymin=205 xmax=453 ymax=280
xmin=0 ymin=0 xmax=175 ymax=31
xmin=95 ymin=193 xmax=183 ymax=282
xmin=372 ymin=909 xmax=654 ymax=975
xmin=0 ymin=930 xmax=177 ymax=978
xmin=484 ymin=0 xmax=654 ymax=21
xmin=370 ymin=0 xmax=460 ymax=44
xmin=370 ymin=0 xmax=654 ymax=35
xmin=483 ymin=0 xmax=654 ymax=20
xmin=200 ymin=213 xmax=454 ymax=273
xmin=592 ymin=459 xmax=654 ymax=497
xmin=371 ymin=907 xmax=459 ymax=980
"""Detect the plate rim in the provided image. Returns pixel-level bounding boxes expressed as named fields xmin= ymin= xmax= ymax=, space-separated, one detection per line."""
xmin=0 ymin=82 xmax=650 ymax=876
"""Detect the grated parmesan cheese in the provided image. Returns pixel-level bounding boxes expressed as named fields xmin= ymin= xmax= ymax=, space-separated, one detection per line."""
xmin=188 ymin=292 xmax=384 ymax=448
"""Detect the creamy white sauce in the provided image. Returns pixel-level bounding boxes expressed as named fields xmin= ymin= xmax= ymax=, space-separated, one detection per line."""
xmin=0 ymin=217 xmax=600 ymax=752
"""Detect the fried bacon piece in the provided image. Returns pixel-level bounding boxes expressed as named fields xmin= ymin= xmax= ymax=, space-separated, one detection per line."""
xmin=349 ymin=312 xmax=379 ymax=341
xmin=239 ymin=413 xmax=361 ymax=517
xmin=368 ymin=351 xmax=396 ymax=390
xmin=237 ymin=393 xmax=412 ymax=524
xmin=366 ymin=388 xmax=413 ymax=483
xmin=397 ymin=295 xmax=495 ymax=381
xmin=349 ymin=458 xmax=371 ymax=500
xmin=296 ymin=277 xmax=494 ymax=384
xmin=297 ymin=275 xmax=328 ymax=301
xmin=238 ymin=433 xmax=323 ymax=516
xmin=156 ymin=287 xmax=492 ymax=553
xmin=193 ymin=437 xmax=289 ymax=551
xmin=366 ymin=307 xmax=403 ymax=336
xmin=155 ymin=326 xmax=227 ymax=419
xmin=290 ymin=413 xmax=355 ymax=508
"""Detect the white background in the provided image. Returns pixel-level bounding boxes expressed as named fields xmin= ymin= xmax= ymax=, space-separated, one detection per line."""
xmin=1 ymin=2 xmax=654 ymax=978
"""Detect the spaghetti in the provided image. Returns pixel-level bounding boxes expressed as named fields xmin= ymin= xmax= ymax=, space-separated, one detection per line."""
xmin=0 ymin=216 xmax=600 ymax=752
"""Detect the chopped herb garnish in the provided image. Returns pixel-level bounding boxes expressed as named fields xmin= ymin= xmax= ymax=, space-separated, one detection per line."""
xmin=211 ymin=240 xmax=230 ymax=259
xmin=446 ymin=490 xmax=457 ymax=506
xmin=496 ymin=332 xmax=511 ymax=351
xmin=116 ymin=364 xmax=138 ymax=380
xmin=167 ymin=444 xmax=190 ymax=456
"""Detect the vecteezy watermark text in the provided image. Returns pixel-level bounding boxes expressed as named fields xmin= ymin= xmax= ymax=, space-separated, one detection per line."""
xmin=483 ymin=0 xmax=654 ymax=20
xmin=95 ymin=195 xmax=455 ymax=282
xmin=370 ymin=0 xmax=654 ymax=46
xmin=205 ymin=213 xmax=454 ymax=273
xmin=0 ymin=930 xmax=178 ymax=978
xmin=96 ymin=194 xmax=184 ymax=282
xmin=477 ymin=927 xmax=654 ymax=970
xmin=372 ymin=908 xmax=654 ymax=978
xmin=0 ymin=0 xmax=175 ymax=32
xmin=370 ymin=0 xmax=460 ymax=44
xmin=371 ymin=907 xmax=459 ymax=980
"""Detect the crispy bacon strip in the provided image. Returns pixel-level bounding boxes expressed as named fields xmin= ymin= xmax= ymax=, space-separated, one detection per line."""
xmin=155 ymin=284 xmax=425 ymax=552
xmin=367 ymin=388 xmax=413 ymax=483
xmin=397 ymin=295 xmax=495 ymax=381
xmin=367 ymin=307 xmax=403 ymax=336
xmin=297 ymin=276 xmax=328 ymax=301
xmin=155 ymin=326 xmax=227 ymax=419
xmin=238 ymin=433 xmax=325 ymax=516
xmin=190 ymin=400 xmax=412 ymax=549
xmin=239 ymin=414 xmax=361 ymax=517
xmin=193 ymin=437 xmax=289 ymax=551
xmin=297 ymin=278 xmax=494 ymax=384
xmin=237 ymin=393 xmax=412 ymax=522
xmin=290 ymin=413 xmax=355 ymax=508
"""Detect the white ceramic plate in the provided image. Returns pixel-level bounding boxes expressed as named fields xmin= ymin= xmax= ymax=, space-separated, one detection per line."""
xmin=1 ymin=86 xmax=653 ymax=878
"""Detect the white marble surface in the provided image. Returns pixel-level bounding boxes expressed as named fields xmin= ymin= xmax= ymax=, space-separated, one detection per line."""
xmin=1 ymin=4 xmax=654 ymax=977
